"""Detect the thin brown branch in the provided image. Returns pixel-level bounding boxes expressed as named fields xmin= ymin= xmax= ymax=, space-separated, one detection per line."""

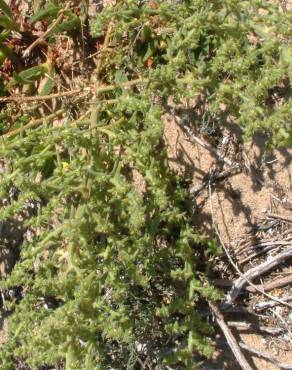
xmin=247 ymin=274 xmax=292 ymax=293
xmin=227 ymin=245 xmax=292 ymax=304
xmin=1 ymin=108 xmax=66 ymax=139
xmin=190 ymin=165 xmax=240 ymax=196
xmin=208 ymin=301 xmax=253 ymax=370
xmin=0 ymin=89 xmax=85 ymax=103
xmin=239 ymin=341 xmax=292 ymax=370
xmin=208 ymin=184 xmax=292 ymax=309
xmin=267 ymin=213 xmax=292 ymax=224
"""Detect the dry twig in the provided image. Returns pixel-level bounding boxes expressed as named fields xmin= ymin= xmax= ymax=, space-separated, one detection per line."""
xmin=208 ymin=301 xmax=253 ymax=370
xmin=0 ymin=89 xmax=85 ymax=103
xmin=208 ymin=184 xmax=292 ymax=309
xmin=254 ymin=295 xmax=292 ymax=311
xmin=227 ymin=245 xmax=292 ymax=304
xmin=267 ymin=213 xmax=292 ymax=224
xmin=190 ymin=165 xmax=240 ymax=196
xmin=247 ymin=274 xmax=292 ymax=293
xmin=239 ymin=341 xmax=292 ymax=370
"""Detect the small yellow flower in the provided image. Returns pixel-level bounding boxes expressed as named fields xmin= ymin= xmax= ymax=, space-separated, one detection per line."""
xmin=61 ymin=161 xmax=69 ymax=174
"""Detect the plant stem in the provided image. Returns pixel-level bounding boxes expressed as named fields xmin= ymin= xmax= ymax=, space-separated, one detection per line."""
xmin=1 ymin=108 xmax=66 ymax=139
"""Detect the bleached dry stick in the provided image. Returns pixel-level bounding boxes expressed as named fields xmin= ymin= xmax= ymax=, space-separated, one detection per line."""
xmin=227 ymin=245 xmax=292 ymax=304
xmin=227 ymin=322 xmax=283 ymax=335
xmin=254 ymin=295 xmax=292 ymax=311
xmin=208 ymin=301 xmax=253 ymax=370
xmin=187 ymin=131 xmax=239 ymax=167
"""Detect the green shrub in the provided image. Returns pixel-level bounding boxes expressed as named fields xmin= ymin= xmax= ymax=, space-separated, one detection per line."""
xmin=90 ymin=0 xmax=291 ymax=147
xmin=0 ymin=94 xmax=220 ymax=369
xmin=0 ymin=0 xmax=291 ymax=369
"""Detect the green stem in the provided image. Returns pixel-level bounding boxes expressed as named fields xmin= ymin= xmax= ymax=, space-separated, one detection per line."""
xmin=1 ymin=108 xmax=66 ymax=139
xmin=95 ymin=78 xmax=148 ymax=94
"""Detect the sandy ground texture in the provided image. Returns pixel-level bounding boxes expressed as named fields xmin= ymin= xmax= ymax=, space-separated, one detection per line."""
xmin=164 ymin=113 xmax=292 ymax=370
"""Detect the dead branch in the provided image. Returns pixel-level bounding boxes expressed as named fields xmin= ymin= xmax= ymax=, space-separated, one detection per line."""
xmin=208 ymin=185 xmax=292 ymax=309
xmin=227 ymin=245 xmax=292 ymax=304
xmin=267 ymin=213 xmax=292 ymax=224
xmin=0 ymin=89 xmax=85 ymax=103
xmin=186 ymin=131 xmax=239 ymax=167
xmin=247 ymin=274 xmax=292 ymax=293
xmin=254 ymin=295 xmax=292 ymax=311
xmin=227 ymin=321 xmax=284 ymax=335
xmin=190 ymin=165 xmax=241 ymax=196
xmin=208 ymin=301 xmax=253 ymax=370
xmin=239 ymin=245 xmax=281 ymax=265
xmin=239 ymin=341 xmax=292 ymax=370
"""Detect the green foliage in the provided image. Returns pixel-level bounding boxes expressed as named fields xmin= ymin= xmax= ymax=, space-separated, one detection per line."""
xmin=0 ymin=0 xmax=291 ymax=369
xmin=90 ymin=0 xmax=291 ymax=147
xmin=0 ymin=0 xmax=19 ymax=31
xmin=0 ymin=93 xmax=220 ymax=369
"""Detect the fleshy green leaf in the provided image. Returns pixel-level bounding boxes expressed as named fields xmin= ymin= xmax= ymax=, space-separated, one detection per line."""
xmin=30 ymin=5 xmax=60 ymax=24
xmin=0 ymin=15 xmax=19 ymax=31
xmin=6 ymin=64 xmax=49 ymax=89
xmin=0 ymin=0 xmax=13 ymax=19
